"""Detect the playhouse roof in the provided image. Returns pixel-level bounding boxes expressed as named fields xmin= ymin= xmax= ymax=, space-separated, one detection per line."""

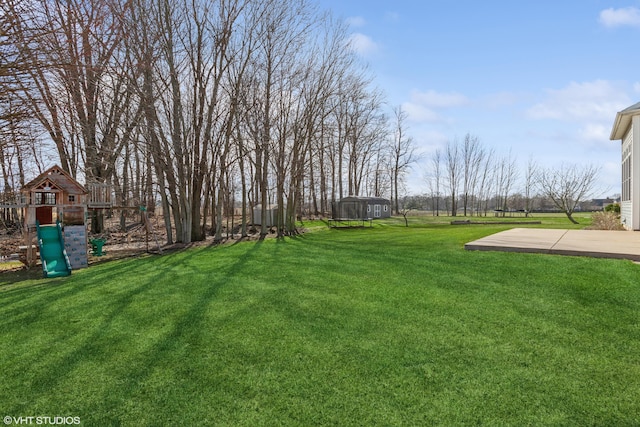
xmin=22 ymin=165 xmax=88 ymax=195
xmin=610 ymin=102 xmax=640 ymax=140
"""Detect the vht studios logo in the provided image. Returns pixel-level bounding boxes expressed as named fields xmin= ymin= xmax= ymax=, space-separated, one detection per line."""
xmin=3 ymin=416 xmax=81 ymax=425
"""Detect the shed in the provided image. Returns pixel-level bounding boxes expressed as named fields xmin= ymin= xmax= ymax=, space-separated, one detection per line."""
xmin=610 ymin=102 xmax=640 ymax=230
xmin=364 ymin=197 xmax=392 ymax=219
xmin=331 ymin=196 xmax=391 ymax=220
xmin=252 ymin=204 xmax=279 ymax=226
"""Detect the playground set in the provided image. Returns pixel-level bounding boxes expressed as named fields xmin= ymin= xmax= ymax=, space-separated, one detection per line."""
xmin=3 ymin=165 xmax=113 ymax=277
xmin=0 ymin=165 xmax=162 ymax=278
xmin=5 ymin=165 xmax=162 ymax=278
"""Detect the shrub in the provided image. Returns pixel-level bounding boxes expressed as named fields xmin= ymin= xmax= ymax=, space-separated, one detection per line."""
xmin=587 ymin=211 xmax=625 ymax=230
xmin=604 ymin=203 xmax=620 ymax=213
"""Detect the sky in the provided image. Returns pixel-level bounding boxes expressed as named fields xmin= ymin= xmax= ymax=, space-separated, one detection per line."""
xmin=317 ymin=0 xmax=640 ymax=197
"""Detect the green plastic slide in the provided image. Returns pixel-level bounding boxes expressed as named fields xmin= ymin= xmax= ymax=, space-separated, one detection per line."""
xmin=36 ymin=221 xmax=72 ymax=278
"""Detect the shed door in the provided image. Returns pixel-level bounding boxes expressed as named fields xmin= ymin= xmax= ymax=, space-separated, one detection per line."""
xmin=374 ymin=204 xmax=381 ymax=218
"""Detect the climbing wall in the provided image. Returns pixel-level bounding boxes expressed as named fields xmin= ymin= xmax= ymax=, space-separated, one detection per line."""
xmin=63 ymin=225 xmax=88 ymax=269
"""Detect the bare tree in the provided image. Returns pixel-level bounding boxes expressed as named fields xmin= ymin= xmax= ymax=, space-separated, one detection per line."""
xmin=444 ymin=139 xmax=461 ymax=216
xmin=389 ymin=105 xmax=417 ymax=214
xmin=327 ymin=69 xmax=388 ymax=202
xmin=343 ymin=78 xmax=387 ymax=198
xmin=246 ymin=0 xmax=317 ymax=237
xmin=0 ymin=0 xmax=36 ymax=203
xmin=461 ymin=133 xmax=484 ymax=216
xmin=3 ymin=0 xmax=77 ymax=174
xmin=425 ymin=148 xmax=442 ymax=216
xmin=4 ymin=0 xmax=391 ymax=241
xmin=9 ymin=0 xmax=140 ymax=232
xmin=495 ymin=151 xmax=518 ymax=215
xmin=136 ymin=0 xmax=245 ymax=243
xmin=523 ymin=156 xmax=538 ymax=216
xmin=301 ymin=15 xmax=356 ymax=218
xmin=473 ymin=148 xmax=494 ymax=216
xmin=537 ymin=163 xmax=600 ymax=224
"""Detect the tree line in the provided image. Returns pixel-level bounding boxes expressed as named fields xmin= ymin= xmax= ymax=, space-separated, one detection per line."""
xmin=0 ymin=0 xmax=417 ymax=242
xmin=422 ymin=133 xmax=602 ymax=223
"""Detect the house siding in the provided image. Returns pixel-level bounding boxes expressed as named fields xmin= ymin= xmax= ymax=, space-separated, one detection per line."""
xmin=621 ymin=201 xmax=633 ymax=229
xmin=612 ymin=105 xmax=640 ymax=231
xmin=632 ymin=116 xmax=640 ymax=230
xmin=618 ymin=117 xmax=640 ymax=230
xmin=621 ymin=128 xmax=633 ymax=229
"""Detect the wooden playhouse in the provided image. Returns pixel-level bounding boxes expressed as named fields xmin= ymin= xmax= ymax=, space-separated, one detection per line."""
xmin=19 ymin=165 xmax=111 ymax=270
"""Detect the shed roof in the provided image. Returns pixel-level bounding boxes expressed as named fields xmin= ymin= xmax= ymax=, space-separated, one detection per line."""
xmin=610 ymin=102 xmax=640 ymax=140
xmin=363 ymin=197 xmax=391 ymax=204
xmin=340 ymin=196 xmax=369 ymax=202
xmin=22 ymin=165 xmax=88 ymax=195
xmin=340 ymin=196 xmax=390 ymax=203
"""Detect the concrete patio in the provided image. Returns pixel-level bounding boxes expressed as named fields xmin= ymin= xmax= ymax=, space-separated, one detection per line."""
xmin=465 ymin=228 xmax=640 ymax=261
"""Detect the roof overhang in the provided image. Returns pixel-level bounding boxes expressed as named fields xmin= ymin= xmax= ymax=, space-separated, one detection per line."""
xmin=610 ymin=103 xmax=640 ymax=140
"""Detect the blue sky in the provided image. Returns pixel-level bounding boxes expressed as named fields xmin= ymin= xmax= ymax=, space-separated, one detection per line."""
xmin=318 ymin=0 xmax=640 ymax=196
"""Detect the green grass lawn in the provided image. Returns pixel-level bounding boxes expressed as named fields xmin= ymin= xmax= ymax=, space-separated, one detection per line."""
xmin=1 ymin=216 xmax=639 ymax=426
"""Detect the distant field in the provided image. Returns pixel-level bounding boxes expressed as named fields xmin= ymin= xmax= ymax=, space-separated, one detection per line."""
xmin=401 ymin=210 xmax=593 ymax=224
xmin=1 ymin=213 xmax=639 ymax=426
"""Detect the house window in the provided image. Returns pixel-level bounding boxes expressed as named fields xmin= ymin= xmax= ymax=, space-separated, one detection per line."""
xmin=383 ymin=205 xmax=388 ymax=212
xmin=622 ymin=146 xmax=632 ymax=202
xmin=35 ymin=192 xmax=56 ymax=205
xmin=367 ymin=205 xmax=371 ymax=213
xmin=69 ymin=195 xmax=75 ymax=203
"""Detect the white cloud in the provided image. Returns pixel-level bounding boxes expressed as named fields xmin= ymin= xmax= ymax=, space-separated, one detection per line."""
xmin=524 ymin=80 xmax=634 ymax=153
xmin=579 ymin=123 xmax=610 ymax=142
xmin=526 ymin=80 xmax=630 ymax=122
xmin=409 ymin=89 xmax=470 ymax=109
xmin=401 ymin=102 xmax=445 ymax=123
xmin=347 ymin=33 xmax=379 ymax=56
xmin=346 ymin=16 xmax=366 ymax=28
xmin=599 ymin=7 xmax=640 ymax=28
xmin=414 ymin=129 xmax=449 ymax=148
xmin=401 ymin=90 xmax=470 ymax=124
xmin=482 ymin=91 xmax=524 ymax=109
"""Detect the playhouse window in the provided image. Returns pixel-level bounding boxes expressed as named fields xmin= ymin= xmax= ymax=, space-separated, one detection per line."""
xmin=35 ymin=192 xmax=56 ymax=205
xmin=68 ymin=195 xmax=75 ymax=203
